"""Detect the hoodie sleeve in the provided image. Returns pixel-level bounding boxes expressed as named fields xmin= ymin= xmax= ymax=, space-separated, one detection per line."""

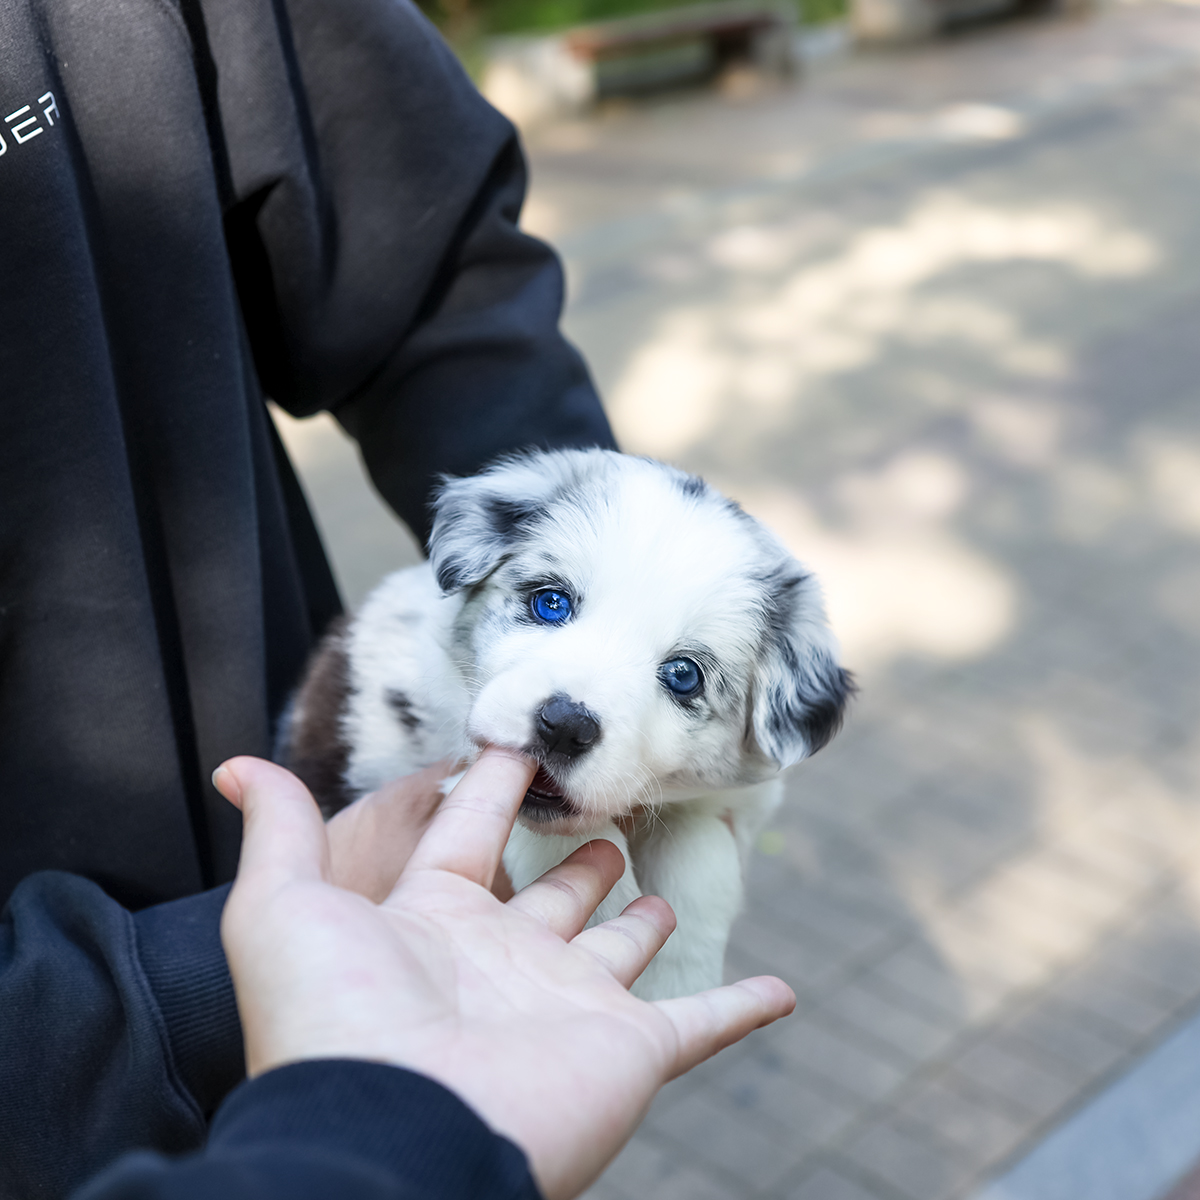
xmin=0 ymin=872 xmax=244 ymax=1200
xmin=205 ymin=0 xmax=616 ymax=547
xmin=72 ymin=1061 xmax=543 ymax=1200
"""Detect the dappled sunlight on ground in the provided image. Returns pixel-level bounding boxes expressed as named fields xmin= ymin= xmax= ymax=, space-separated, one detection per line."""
xmin=731 ymin=478 xmax=1017 ymax=672
xmin=607 ymin=192 xmax=1159 ymax=462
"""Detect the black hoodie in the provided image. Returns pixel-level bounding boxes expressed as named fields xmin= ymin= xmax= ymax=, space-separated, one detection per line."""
xmin=0 ymin=0 xmax=610 ymax=1193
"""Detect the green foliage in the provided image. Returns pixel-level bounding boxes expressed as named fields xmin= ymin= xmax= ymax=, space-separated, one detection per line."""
xmin=798 ymin=0 xmax=846 ymax=22
xmin=419 ymin=0 xmax=845 ymax=40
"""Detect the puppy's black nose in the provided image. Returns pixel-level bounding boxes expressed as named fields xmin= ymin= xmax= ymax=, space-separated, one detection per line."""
xmin=534 ymin=694 xmax=601 ymax=759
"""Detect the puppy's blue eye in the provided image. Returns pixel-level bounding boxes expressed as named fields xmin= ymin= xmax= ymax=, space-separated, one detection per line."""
xmin=660 ymin=658 xmax=703 ymax=697
xmin=532 ymin=589 xmax=573 ymax=624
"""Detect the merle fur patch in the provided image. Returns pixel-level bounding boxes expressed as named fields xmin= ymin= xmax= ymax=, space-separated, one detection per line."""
xmin=431 ymin=470 xmax=565 ymax=593
xmin=766 ymin=642 xmax=855 ymax=757
xmin=485 ymin=495 xmax=546 ymax=541
xmin=750 ymin=571 xmax=855 ymax=766
xmin=386 ymin=688 xmax=423 ymax=732
xmin=280 ymin=619 xmax=355 ymax=817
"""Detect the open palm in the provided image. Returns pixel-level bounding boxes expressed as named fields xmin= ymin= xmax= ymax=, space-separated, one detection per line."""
xmin=217 ymin=750 xmax=795 ymax=1200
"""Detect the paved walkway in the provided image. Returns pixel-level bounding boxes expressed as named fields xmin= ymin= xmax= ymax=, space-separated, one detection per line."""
xmin=275 ymin=4 xmax=1200 ymax=1196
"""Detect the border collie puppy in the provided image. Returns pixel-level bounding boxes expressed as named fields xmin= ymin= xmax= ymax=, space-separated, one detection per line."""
xmin=278 ymin=449 xmax=852 ymax=1000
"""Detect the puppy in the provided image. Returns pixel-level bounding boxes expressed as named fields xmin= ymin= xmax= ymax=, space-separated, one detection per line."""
xmin=278 ymin=449 xmax=852 ymax=1000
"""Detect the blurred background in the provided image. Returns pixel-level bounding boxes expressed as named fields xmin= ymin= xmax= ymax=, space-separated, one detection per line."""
xmin=272 ymin=1 xmax=1200 ymax=1196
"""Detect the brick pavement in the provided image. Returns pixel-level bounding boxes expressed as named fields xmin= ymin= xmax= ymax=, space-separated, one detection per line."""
xmin=275 ymin=4 xmax=1200 ymax=1197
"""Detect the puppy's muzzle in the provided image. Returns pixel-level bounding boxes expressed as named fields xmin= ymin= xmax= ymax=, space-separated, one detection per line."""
xmin=534 ymin=693 xmax=601 ymax=760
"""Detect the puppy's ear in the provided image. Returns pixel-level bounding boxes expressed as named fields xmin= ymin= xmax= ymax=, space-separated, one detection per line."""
xmin=428 ymin=454 xmax=566 ymax=594
xmin=750 ymin=571 xmax=855 ymax=769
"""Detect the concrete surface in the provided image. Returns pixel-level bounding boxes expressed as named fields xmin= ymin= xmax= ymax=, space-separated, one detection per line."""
xmin=971 ymin=1012 xmax=1200 ymax=1200
xmin=274 ymin=4 xmax=1200 ymax=1196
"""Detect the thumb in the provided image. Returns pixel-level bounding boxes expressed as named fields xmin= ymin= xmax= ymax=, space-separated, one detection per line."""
xmin=214 ymin=756 xmax=331 ymax=890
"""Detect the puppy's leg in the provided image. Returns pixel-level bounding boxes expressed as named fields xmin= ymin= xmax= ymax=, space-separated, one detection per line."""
xmin=503 ymin=821 xmax=641 ymax=928
xmin=626 ymin=810 xmax=743 ymax=1001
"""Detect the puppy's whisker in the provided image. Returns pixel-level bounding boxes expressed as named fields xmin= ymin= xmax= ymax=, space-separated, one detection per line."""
xmin=636 ymin=770 xmax=670 ymax=843
xmin=628 ymin=762 xmax=663 ymax=813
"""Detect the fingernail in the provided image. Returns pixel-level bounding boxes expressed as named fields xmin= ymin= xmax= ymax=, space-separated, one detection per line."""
xmin=212 ymin=764 xmax=241 ymax=805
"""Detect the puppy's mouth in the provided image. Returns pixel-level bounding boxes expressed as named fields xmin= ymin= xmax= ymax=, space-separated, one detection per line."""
xmin=521 ymin=765 xmax=578 ymax=822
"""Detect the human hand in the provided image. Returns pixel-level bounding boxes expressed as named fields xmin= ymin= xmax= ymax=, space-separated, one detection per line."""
xmin=214 ymin=750 xmax=796 ymax=1200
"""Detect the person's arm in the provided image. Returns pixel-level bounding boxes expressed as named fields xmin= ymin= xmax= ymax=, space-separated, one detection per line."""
xmin=0 ymin=874 xmax=240 ymax=1200
xmin=0 ymin=764 xmax=454 ymax=1200
xmin=209 ymin=0 xmax=615 ymax=545
xmin=73 ymin=1062 xmax=539 ymax=1200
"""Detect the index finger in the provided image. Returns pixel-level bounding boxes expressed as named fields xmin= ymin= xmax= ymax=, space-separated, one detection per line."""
xmin=398 ymin=746 xmax=535 ymax=888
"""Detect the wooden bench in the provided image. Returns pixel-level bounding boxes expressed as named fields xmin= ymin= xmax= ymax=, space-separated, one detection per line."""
xmin=564 ymin=1 xmax=798 ymax=95
xmin=481 ymin=1 xmax=798 ymax=125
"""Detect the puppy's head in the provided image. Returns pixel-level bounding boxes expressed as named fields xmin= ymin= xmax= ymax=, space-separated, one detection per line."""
xmin=430 ymin=449 xmax=853 ymax=831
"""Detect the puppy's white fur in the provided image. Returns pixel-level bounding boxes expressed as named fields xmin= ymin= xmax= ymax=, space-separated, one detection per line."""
xmin=280 ymin=449 xmax=851 ymax=1000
